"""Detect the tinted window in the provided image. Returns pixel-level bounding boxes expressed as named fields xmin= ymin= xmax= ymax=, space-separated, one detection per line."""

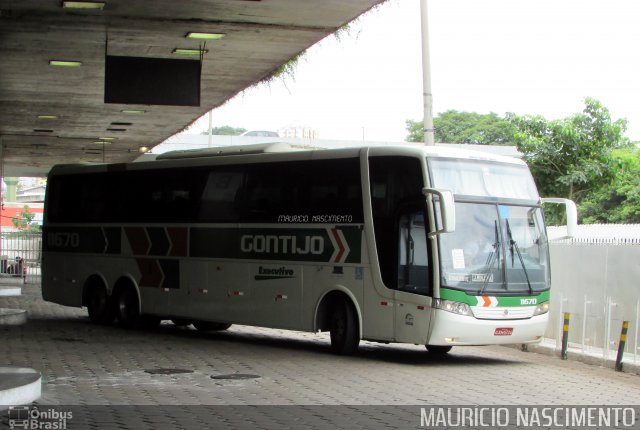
xmin=369 ymin=156 xmax=425 ymax=288
xmin=47 ymin=157 xmax=363 ymax=224
xmin=197 ymin=169 xmax=244 ymax=222
xmin=243 ymin=158 xmax=363 ymax=223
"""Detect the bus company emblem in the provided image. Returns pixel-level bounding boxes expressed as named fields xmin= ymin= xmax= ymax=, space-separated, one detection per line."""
xmin=477 ymin=296 xmax=498 ymax=307
xmin=241 ymin=235 xmax=324 ymax=255
xmin=239 ymin=227 xmax=353 ymax=264
xmin=255 ymin=266 xmax=295 ymax=281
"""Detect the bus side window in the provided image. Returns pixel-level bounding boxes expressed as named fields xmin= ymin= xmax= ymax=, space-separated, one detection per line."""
xmin=369 ymin=156 xmax=425 ymax=291
xmin=198 ymin=169 xmax=244 ymax=222
xmin=398 ymin=211 xmax=430 ymax=295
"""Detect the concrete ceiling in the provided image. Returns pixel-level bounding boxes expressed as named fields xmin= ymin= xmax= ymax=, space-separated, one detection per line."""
xmin=0 ymin=0 xmax=384 ymax=177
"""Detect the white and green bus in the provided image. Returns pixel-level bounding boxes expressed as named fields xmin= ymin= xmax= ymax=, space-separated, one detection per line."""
xmin=42 ymin=144 xmax=566 ymax=354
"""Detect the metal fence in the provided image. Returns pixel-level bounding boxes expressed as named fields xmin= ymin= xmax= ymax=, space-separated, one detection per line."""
xmin=0 ymin=231 xmax=42 ymax=284
xmin=545 ymin=225 xmax=640 ymax=362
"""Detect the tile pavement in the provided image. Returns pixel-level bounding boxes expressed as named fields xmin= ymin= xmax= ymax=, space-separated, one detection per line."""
xmin=2 ymin=284 xmax=640 ymax=428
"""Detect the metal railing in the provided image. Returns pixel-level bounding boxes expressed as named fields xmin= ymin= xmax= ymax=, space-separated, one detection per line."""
xmin=0 ymin=231 xmax=42 ymax=284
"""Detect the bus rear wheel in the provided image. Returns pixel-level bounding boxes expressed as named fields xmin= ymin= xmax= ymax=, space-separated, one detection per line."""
xmin=116 ymin=287 xmax=160 ymax=329
xmin=425 ymin=345 xmax=452 ymax=354
xmin=87 ymin=285 xmax=115 ymax=325
xmin=193 ymin=321 xmax=231 ymax=331
xmin=116 ymin=287 xmax=142 ymax=329
xmin=329 ymin=300 xmax=359 ymax=355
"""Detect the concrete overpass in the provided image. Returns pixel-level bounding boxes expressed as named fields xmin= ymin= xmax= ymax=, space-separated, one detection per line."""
xmin=0 ymin=0 xmax=385 ymax=177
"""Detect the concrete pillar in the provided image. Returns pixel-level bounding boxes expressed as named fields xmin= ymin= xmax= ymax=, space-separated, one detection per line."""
xmin=4 ymin=177 xmax=18 ymax=203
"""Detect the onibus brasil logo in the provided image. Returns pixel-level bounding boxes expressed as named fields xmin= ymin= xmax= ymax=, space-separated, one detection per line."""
xmin=7 ymin=406 xmax=73 ymax=429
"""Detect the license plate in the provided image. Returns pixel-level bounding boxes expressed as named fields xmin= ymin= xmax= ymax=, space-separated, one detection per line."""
xmin=494 ymin=327 xmax=513 ymax=336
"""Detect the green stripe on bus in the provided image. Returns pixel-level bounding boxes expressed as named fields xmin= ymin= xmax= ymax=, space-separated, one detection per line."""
xmin=440 ymin=287 xmax=550 ymax=307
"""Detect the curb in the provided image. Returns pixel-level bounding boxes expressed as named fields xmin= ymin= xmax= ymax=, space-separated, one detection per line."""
xmin=0 ymin=367 xmax=42 ymax=410
xmin=0 ymin=308 xmax=28 ymax=326
xmin=506 ymin=342 xmax=640 ymax=375
xmin=0 ymin=286 xmax=22 ymax=297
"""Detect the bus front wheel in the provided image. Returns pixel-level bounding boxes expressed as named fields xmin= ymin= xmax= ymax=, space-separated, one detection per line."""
xmin=329 ymin=300 xmax=359 ymax=355
xmin=87 ymin=285 xmax=115 ymax=325
xmin=425 ymin=345 xmax=452 ymax=354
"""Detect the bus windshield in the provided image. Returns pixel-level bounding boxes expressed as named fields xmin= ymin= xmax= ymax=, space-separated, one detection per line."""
xmin=429 ymin=158 xmax=538 ymax=201
xmin=428 ymin=157 xmax=549 ymax=295
xmin=437 ymin=203 xmax=549 ymax=294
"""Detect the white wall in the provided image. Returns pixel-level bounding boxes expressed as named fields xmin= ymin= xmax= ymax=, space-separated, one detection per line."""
xmin=546 ymin=239 xmax=640 ymax=357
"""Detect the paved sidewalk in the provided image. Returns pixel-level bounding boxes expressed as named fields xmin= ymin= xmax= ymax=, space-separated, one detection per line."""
xmin=2 ymin=284 xmax=640 ymax=428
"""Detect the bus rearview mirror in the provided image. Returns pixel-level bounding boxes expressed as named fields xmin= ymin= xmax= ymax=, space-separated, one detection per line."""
xmin=422 ymin=188 xmax=456 ymax=235
xmin=540 ymin=197 xmax=577 ymax=238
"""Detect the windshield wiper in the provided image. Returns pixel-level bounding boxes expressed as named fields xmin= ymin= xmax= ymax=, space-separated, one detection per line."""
xmin=505 ymin=219 xmax=533 ymax=294
xmin=479 ymin=220 xmax=501 ymax=295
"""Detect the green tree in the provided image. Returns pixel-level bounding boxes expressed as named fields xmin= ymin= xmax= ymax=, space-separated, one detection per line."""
xmin=200 ymin=126 xmax=247 ymax=136
xmin=579 ymin=147 xmax=640 ymax=224
xmin=508 ymin=98 xmax=630 ymax=224
xmin=11 ymin=205 xmax=40 ymax=233
xmin=406 ymin=110 xmax=516 ymax=145
xmin=509 ymin=98 xmax=629 ymax=202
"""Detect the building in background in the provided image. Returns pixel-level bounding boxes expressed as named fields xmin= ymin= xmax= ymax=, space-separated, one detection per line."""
xmin=278 ymin=124 xmax=319 ymax=139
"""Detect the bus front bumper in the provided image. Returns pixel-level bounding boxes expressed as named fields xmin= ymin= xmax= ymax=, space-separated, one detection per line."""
xmin=428 ymin=309 xmax=549 ymax=346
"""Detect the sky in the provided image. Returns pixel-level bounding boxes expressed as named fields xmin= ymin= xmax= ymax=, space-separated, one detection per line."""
xmin=182 ymin=0 xmax=640 ymax=143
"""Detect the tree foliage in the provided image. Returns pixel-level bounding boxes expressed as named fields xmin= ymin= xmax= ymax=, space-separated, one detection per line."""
xmin=508 ymin=98 xmax=629 ymax=202
xmin=405 ymin=99 xmax=638 ymax=224
xmin=11 ymin=205 xmax=40 ymax=234
xmin=579 ymin=147 xmax=640 ymax=224
xmin=200 ymin=126 xmax=247 ymax=136
xmin=406 ymin=110 xmax=516 ymax=145
xmin=508 ymin=98 xmax=632 ymax=224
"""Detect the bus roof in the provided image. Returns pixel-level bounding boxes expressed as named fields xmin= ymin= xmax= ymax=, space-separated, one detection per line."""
xmin=48 ymin=144 xmax=526 ymax=177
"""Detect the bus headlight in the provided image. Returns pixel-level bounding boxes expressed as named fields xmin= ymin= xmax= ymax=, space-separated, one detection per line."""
xmin=434 ymin=299 xmax=471 ymax=316
xmin=533 ymin=301 xmax=549 ymax=316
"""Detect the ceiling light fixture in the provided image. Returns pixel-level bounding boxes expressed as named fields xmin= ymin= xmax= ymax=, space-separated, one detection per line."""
xmin=37 ymin=115 xmax=59 ymax=120
xmin=49 ymin=60 xmax=82 ymax=67
xmin=92 ymin=141 xmax=111 ymax=145
xmin=120 ymin=109 xmax=146 ymax=115
xmin=98 ymin=137 xmax=116 ymax=141
xmin=139 ymin=146 xmax=149 ymax=153
xmin=186 ymin=32 xmax=225 ymax=40
xmin=172 ymin=48 xmax=208 ymax=56
xmin=62 ymin=1 xmax=105 ymax=10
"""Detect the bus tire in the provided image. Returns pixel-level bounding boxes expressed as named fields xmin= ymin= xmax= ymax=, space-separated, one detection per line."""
xmin=87 ymin=284 xmax=115 ymax=325
xmin=425 ymin=345 xmax=452 ymax=354
xmin=193 ymin=321 xmax=231 ymax=331
xmin=329 ymin=299 xmax=359 ymax=355
xmin=116 ymin=286 xmax=142 ymax=329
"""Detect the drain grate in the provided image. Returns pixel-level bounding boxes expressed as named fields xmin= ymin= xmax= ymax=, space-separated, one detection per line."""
xmin=145 ymin=368 xmax=194 ymax=375
xmin=211 ymin=373 xmax=260 ymax=380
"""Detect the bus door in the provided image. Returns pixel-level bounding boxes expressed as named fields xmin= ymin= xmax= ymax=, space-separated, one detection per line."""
xmin=394 ymin=210 xmax=433 ymax=344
